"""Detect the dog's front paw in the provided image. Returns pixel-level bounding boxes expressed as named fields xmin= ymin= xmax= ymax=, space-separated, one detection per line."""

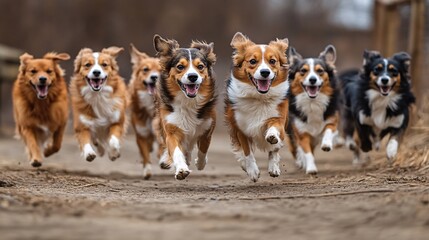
xmin=30 ymin=159 xmax=42 ymax=167
xmin=175 ymin=168 xmax=191 ymax=180
xmin=268 ymin=163 xmax=281 ymax=177
xmin=265 ymin=127 xmax=281 ymax=145
xmin=386 ymin=139 xmax=398 ymax=162
xmin=143 ymin=164 xmax=152 ymax=180
xmin=320 ymin=142 xmax=333 ymax=152
xmin=159 ymin=151 xmax=172 ymax=169
xmin=83 ymin=144 xmax=97 ymax=162
xmin=108 ymin=136 xmax=121 ymax=161
xmin=246 ymin=163 xmax=260 ymax=182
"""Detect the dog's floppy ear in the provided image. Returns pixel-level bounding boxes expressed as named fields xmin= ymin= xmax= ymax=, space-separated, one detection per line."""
xmin=392 ymin=52 xmax=411 ymax=73
xmin=363 ymin=50 xmax=381 ymax=66
xmin=74 ymin=48 xmax=93 ymax=73
xmin=43 ymin=52 xmax=70 ymax=62
xmin=288 ymin=47 xmax=302 ymax=67
xmin=129 ymin=43 xmax=149 ymax=65
xmin=230 ymin=32 xmax=254 ymax=68
xmin=269 ymin=38 xmax=289 ymax=67
xmin=319 ymin=45 xmax=336 ymax=67
xmin=153 ymin=34 xmax=179 ymax=57
xmin=191 ymin=41 xmax=216 ymax=66
xmin=102 ymin=46 xmax=124 ymax=57
xmin=19 ymin=53 xmax=34 ymax=73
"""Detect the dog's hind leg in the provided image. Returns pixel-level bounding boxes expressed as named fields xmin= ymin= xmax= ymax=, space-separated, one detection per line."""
xmin=44 ymin=125 xmax=65 ymax=158
xmin=195 ymin=118 xmax=216 ymax=171
xmin=136 ymin=134 xmax=153 ymax=179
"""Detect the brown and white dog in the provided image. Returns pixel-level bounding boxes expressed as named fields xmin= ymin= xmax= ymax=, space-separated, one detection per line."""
xmin=128 ymin=43 xmax=162 ymax=179
xmin=225 ymin=32 xmax=289 ymax=182
xmin=153 ymin=34 xmax=217 ymax=180
xmin=70 ymin=47 xmax=128 ymax=162
xmin=287 ymin=45 xmax=339 ymax=174
xmin=13 ymin=52 xmax=70 ymax=167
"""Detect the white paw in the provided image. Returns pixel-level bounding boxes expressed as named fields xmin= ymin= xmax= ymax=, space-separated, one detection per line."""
xmin=321 ymin=129 xmax=335 ymax=152
xmin=143 ymin=164 xmax=152 ymax=180
xmin=195 ymin=151 xmax=208 ymax=170
xmin=83 ymin=144 xmax=97 ymax=162
xmin=108 ymin=136 xmax=121 ymax=161
xmin=265 ymin=127 xmax=281 ymax=145
xmin=304 ymin=153 xmax=317 ymax=175
xmin=246 ymin=162 xmax=260 ymax=182
xmin=386 ymin=139 xmax=398 ymax=162
xmin=173 ymin=147 xmax=191 ymax=180
xmin=320 ymin=141 xmax=333 ymax=152
xmin=268 ymin=151 xmax=281 ymax=177
xmin=295 ymin=147 xmax=306 ymax=169
xmin=159 ymin=150 xmax=172 ymax=169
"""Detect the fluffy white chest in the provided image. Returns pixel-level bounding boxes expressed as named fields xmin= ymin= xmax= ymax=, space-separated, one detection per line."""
xmin=293 ymin=93 xmax=331 ymax=137
xmin=137 ymin=90 xmax=155 ymax=116
xmin=165 ymin=94 xmax=213 ymax=144
xmin=228 ymin=75 xmax=289 ymax=146
xmin=359 ymin=90 xmax=404 ymax=132
xmin=80 ymin=86 xmax=123 ymax=129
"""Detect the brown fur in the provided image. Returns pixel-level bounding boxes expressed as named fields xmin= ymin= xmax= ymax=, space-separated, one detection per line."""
xmin=13 ymin=52 xmax=70 ymax=167
xmin=70 ymin=47 xmax=128 ymax=162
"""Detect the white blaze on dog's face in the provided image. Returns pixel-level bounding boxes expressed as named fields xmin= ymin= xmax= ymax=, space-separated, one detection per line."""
xmin=75 ymin=47 xmax=123 ymax=92
xmin=289 ymin=45 xmax=336 ymax=99
xmin=230 ymin=32 xmax=289 ymax=94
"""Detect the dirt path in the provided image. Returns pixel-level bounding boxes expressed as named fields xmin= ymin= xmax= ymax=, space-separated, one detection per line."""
xmin=1 ymin=133 xmax=428 ymax=240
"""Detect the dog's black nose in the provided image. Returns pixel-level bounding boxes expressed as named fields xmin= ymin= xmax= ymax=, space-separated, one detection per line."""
xmin=187 ymin=73 xmax=199 ymax=82
xmin=309 ymin=77 xmax=317 ymax=85
xmin=150 ymin=75 xmax=158 ymax=81
xmin=260 ymin=69 xmax=270 ymax=78
xmin=381 ymin=77 xmax=389 ymax=85
xmin=39 ymin=77 xmax=47 ymax=84
xmin=92 ymin=70 xmax=101 ymax=77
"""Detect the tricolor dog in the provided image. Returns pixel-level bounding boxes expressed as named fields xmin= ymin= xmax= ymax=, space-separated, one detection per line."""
xmin=153 ymin=35 xmax=217 ymax=180
xmin=287 ymin=45 xmax=339 ymax=174
xmin=225 ymin=32 xmax=290 ymax=182
xmin=339 ymin=50 xmax=415 ymax=165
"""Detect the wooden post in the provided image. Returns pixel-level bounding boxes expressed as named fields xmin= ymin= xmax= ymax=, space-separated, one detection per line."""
xmin=408 ymin=0 xmax=425 ymax=106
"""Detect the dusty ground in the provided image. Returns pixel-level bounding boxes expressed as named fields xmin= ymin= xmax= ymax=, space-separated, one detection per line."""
xmin=0 ymin=132 xmax=428 ymax=240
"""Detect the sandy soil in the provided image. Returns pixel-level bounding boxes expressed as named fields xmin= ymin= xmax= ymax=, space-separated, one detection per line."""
xmin=0 ymin=132 xmax=428 ymax=240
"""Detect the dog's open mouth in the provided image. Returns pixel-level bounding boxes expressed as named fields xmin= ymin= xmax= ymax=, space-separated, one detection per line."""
xmin=86 ymin=77 xmax=106 ymax=91
xmin=178 ymin=81 xmax=200 ymax=98
xmin=30 ymin=82 xmax=49 ymax=99
xmin=302 ymin=84 xmax=321 ymax=98
xmin=144 ymin=81 xmax=156 ymax=95
xmin=378 ymin=85 xmax=392 ymax=96
xmin=249 ymin=74 xmax=272 ymax=94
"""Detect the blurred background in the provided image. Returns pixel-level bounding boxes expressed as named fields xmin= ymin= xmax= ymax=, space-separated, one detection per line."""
xmin=0 ymin=0 xmax=427 ymax=134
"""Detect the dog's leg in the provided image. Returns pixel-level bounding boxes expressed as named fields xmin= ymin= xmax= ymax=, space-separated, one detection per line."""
xmin=44 ymin=125 xmax=65 ymax=158
xmin=136 ymin=134 xmax=153 ymax=180
xmin=108 ymin=123 xmax=123 ymax=161
xmin=195 ymin=119 xmax=215 ymax=171
xmin=268 ymin=150 xmax=281 ymax=177
xmin=21 ymin=127 xmax=43 ymax=167
xmin=76 ymin=128 xmax=96 ymax=162
xmin=164 ymin=124 xmax=190 ymax=180
xmin=321 ymin=126 xmax=338 ymax=152
xmin=386 ymin=129 xmax=404 ymax=163
xmin=236 ymin=130 xmax=260 ymax=182
xmin=263 ymin=118 xmax=285 ymax=147
xmin=298 ymin=133 xmax=317 ymax=175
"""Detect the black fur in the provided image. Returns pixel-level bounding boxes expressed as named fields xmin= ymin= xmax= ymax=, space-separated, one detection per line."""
xmin=339 ymin=51 xmax=415 ymax=153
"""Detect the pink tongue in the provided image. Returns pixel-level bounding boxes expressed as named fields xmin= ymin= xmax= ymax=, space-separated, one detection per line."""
xmin=257 ymin=80 xmax=270 ymax=92
xmin=147 ymin=85 xmax=155 ymax=95
xmin=37 ymin=85 xmax=48 ymax=97
xmin=306 ymin=86 xmax=318 ymax=97
xmin=381 ymin=86 xmax=390 ymax=94
xmin=185 ymin=84 xmax=198 ymax=95
xmin=90 ymin=79 xmax=101 ymax=89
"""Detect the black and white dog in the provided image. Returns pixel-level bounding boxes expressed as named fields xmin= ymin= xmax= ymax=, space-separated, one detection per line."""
xmin=339 ymin=50 xmax=415 ymax=164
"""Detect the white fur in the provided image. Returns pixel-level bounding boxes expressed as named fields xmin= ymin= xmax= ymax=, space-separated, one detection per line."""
xmin=293 ymin=92 xmax=332 ymax=137
xmin=321 ymin=128 xmax=337 ymax=151
xmin=135 ymin=122 xmax=152 ymax=137
xmin=109 ymin=135 xmax=120 ymax=150
xmin=143 ymin=163 xmax=152 ymax=178
xmin=376 ymin=59 xmax=393 ymax=88
xmin=173 ymin=146 xmax=191 ymax=178
xmin=265 ymin=126 xmax=282 ymax=145
xmin=303 ymin=59 xmax=323 ymax=87
xmin=268 ymin=151 xmax=281 ymax=177
xmin=253 ymin=45 xmax=275 ymax=80
xmin=137 ymin=90 xmax=155 ymax=115
xmin=228 ymin=74 xmax=289 ymax=151
xmin=83 ymin=143 xmax=96 ymax=159
xmin=359 ymin=89 xmax=404 ymax=132
xmin=237 ymin=152 xmax=260 ymax=182
xmin=180 ymin=50 xmax=203 ymax=85
xmin=88 ymin=52 xmax=107 ymax=80
xmin=386 ymin=138 xmax=398 ymax=161
xmin=304 ymin=152 xmax=317 ymax=174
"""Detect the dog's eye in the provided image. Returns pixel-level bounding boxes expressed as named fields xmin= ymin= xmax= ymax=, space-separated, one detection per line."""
xmin=85 ymin=63 xmax=92 ymax=68
xmin=316 ymin=69 xmax=325 ymax=75
xmin=300 ymin=69 xmax=308 ymax=75
xmin=177 ymin=64 xmax=185 ymax=71
xmin=30 ymin=69 xmax=37 ymax=74
xmin=249 ymin=59 xmax=257 ymax=65
xmin=197 ymin=64 xmax=205 ymax=70
xmin=374 ymin=66 xmax=383 ymax=74
xmin=143 ymin=67 xmax=149 ymax=72
xmin=101 ymin=63 xmax=108 ymax=67
xmin=389 ymin=69 xmax=398 ymax=77
xmin=269 ymin=59 xmax=276 ymax=65
xmin=46 ymin=69 xmax=53 ymax=74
